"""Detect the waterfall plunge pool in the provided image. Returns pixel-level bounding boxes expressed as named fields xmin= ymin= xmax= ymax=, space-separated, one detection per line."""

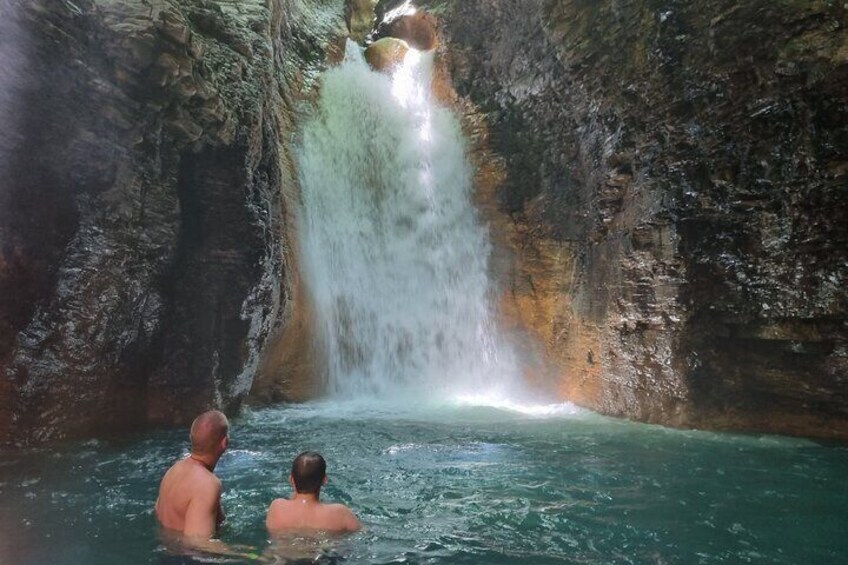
xmin=0 ymin=401 xmax=846 ymax=564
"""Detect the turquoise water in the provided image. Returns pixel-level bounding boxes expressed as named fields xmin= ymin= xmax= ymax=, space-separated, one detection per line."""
xmin=0 ymin=402 xmax=846 ymax=564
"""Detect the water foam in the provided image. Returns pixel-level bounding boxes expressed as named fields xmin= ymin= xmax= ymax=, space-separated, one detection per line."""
xmin=451 ymin=395 xmax=583 ymax=418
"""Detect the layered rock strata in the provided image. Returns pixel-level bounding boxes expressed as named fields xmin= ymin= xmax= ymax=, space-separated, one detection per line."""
xmin=426 ymin=0 xmax=848 ymax=438
xmin=0 ymin=0 xmax=344 ymax=445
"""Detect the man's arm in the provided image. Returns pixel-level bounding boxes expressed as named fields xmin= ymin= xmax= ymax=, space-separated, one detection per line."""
xmin=183 ymin=478 xmax=221 ymax=539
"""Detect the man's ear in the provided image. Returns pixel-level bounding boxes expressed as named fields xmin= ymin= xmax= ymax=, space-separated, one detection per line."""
xmin=322 ymin=475 xmax=328 ymax=485
xmin=289 ymin=474 xmax=296 ymax=490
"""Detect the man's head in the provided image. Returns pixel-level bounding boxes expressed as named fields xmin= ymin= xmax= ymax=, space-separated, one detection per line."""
xmin=290 ymin=451 xmax=327 ymax=495
xmin=190 ymin=410 xmax=229 ymax=457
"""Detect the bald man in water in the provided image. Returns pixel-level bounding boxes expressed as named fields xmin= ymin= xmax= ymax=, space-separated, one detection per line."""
xmin=155 ymin=410 xmax=229 ymax=539
xmin=266 ymin=451 xmax=361 ymax=533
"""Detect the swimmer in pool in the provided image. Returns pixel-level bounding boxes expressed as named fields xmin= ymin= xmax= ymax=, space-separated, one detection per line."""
xmin=266 ymin=451 xmax=361 ymax=534
xmin=155 ymin=410 xmax=229 ymax=538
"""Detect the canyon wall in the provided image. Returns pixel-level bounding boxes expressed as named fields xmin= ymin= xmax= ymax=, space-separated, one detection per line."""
xmin=2 ymin=0 xmax=846 ymax=444
xmin=0 ymin=0 xmax=343 ymax=445
xmin=426 ymin=0 xmax=848 ymax=438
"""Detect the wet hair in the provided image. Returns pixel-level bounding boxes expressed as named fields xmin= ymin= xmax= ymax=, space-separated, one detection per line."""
xmin=291 ymin=451 xmax=327 ymax=494
xmin=189 ymin=410 xmax=229 ymax=455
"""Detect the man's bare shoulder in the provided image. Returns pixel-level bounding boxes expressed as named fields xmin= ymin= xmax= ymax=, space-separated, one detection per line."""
xmin=165 ymin=459 xmax=221 ymax=490
xmin=197 ymin=471 xmax=222 ymax=494
xmin=323 ymin=503 xmax=353 ymax=513
xmin=268 ymin=498 xmax=292 ymax=516
xmin=322 ymin=503 xmax=361 ymax=531
xmin=268 ymin=497 xmax=290 ymax=511
xmin=199 ymin=466 xmax=222 ymax=485
xmin=265 ymin=498 xmax=292 ymax=529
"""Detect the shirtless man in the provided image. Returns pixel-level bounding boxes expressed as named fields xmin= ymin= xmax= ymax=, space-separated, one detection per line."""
xmin=155 ymin=410 xmax=229 ymax=539
xmin=266 ymin=451 xmax=361 ymax=533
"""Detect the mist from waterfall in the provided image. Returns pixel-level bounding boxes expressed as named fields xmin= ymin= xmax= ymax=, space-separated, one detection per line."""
xmin=0 ymin=0 xmax=27 ymax=176
xmin=296 ymin=41 xmax=526 ymax=405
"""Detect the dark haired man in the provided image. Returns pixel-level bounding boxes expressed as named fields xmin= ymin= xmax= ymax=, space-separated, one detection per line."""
xmin=266 ymin=451 xmax=361 ymax=533
xmin=155 ymin=410 xmax=229 ymax=538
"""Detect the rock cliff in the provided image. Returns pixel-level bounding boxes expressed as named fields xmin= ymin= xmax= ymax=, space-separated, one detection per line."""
xmin=3 ymin=0 xmax=846 ymax=444
xmin=0 ymin=0 xmax=344 ymax=445
xmin=424 ymin=0 xmax=848 ymax=438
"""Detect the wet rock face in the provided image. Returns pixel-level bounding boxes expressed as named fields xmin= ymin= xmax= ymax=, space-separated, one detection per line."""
xmin=435 ymin=0 xmax=848 ymax=438
xmin=0 ymin=0 xmax=342 ymax=445
xmin=346 ymin=0 xmax=378 ymax=43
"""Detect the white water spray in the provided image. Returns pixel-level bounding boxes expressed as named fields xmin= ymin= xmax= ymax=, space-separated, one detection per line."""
xmin=296 ymin=42 xmax=529 ymax=405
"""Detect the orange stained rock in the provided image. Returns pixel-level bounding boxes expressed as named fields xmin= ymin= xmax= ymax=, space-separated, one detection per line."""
xmin=382 ymin=12 xmax=439 ymax=51
xmin=253 ymin=268 xmax=322 ymax=404
xmin=430 ymin=60 xmax=458 ymax=107
xmin=364 ymin=37 xmax=410 ymax=72
xmin=458 ymin=86 xmax=609 ymax=411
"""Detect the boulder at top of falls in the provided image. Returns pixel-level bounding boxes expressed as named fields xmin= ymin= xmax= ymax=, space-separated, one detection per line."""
xmin=365 ymin=37 xmax=410 ymax=72
xmin=382 ymin=12 xmax=438 ymax=51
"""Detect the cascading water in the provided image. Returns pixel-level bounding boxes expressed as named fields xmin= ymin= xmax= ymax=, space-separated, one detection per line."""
xmin=297 ymin=41 xmax=523 ymax=403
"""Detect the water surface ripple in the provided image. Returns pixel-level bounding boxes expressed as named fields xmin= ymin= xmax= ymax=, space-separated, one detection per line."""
xmin=1 ymin=403 xmax=846 ymax=564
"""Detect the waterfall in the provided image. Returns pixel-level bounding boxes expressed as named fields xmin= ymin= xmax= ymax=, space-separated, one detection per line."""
xmin=297 ymin=41 xmax=522 ymax=404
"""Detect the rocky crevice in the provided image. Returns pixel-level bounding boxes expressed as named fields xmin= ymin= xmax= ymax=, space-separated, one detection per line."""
xmin=0 ymin=0 xmax=345 ymax=445
xmin=425 ymin=0 xmax=848 ymax=438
